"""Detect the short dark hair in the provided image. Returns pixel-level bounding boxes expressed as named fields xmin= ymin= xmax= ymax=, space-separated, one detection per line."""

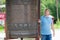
xmin=45 ymin=9 xmax=49 ymax=12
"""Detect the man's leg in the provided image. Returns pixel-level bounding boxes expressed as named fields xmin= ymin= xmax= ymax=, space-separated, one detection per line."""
xmin=46 ymin=34 xmax=52 ymax=40
xmin=41 ymin=35 xmax=46 ymax=40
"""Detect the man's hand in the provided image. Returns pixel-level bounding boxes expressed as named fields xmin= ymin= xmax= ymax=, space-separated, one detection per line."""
xmin=38 ymin=19 xmax=40 ymax=23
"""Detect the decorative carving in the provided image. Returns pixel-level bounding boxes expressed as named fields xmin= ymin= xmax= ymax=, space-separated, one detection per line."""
xmin=10 ymin=0 xmax=32 ymax=5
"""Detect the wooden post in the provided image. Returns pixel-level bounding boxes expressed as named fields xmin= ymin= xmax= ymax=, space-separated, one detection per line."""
xmin=35 ymin=0 xmax=40 ymax=40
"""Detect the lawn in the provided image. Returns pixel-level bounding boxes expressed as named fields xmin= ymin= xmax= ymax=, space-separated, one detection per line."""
xmin=54 ymin=21 xmax=60 ymax=29
xmin=0 ymin=25 xmax=4 ymax=32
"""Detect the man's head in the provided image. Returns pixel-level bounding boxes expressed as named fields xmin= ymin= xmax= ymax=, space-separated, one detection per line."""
xmin=45 ymin=9 xmax=50 ymax=16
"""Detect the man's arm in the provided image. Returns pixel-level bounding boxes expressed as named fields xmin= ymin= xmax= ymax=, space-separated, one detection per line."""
xmin=51 ymin=21 xmax=55 ymax=37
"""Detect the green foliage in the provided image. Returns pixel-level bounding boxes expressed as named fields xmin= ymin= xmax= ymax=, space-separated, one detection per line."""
xmin=0 ymin=0 xmax=5 ymax=5
xmin=41 ymin=0 xmax=58 ymax=20
xmin=0 ymin=0 xmax=6 ymax=12
xmin=1 ymin=7 xmax=6 ymax=12
xmin=58 ymin=3 xmax=60 ymax=20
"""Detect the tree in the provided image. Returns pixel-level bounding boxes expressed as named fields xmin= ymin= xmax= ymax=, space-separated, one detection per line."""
xmin=0 ymin=0 xmax=5 ymax=5
xmin=40 ymin=0 xmax=60 ymax=21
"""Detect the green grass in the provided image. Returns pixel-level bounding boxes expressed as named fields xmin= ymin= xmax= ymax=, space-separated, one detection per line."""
xmin=0 ymin=25 xmax=4 ymax=32
xmin=54 ymin=21 xmax=60 ymax=29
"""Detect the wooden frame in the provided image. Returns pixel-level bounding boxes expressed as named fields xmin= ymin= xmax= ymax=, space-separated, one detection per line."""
xmin=5 ymin=0 xmax=40 ymax=40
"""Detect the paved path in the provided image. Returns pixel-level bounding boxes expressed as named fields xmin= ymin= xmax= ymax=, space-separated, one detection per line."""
xmin=52 ymin=29 xmax=60 ymax=40
xmin=0 ymin=31 xmax=5 ymax=38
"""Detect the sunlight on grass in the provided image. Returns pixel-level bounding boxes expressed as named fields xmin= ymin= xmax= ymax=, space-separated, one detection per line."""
xmin=54 ymin=21 xmax=60 ymax=29
xmin=0 ymin=25 xmax=4 ymax=32
xmin=23 ymin=38 xmax=35 ymax=40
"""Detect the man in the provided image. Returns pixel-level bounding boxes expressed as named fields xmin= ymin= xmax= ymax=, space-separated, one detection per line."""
xmin=39 ymin=9 xmax=55 ymax=40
